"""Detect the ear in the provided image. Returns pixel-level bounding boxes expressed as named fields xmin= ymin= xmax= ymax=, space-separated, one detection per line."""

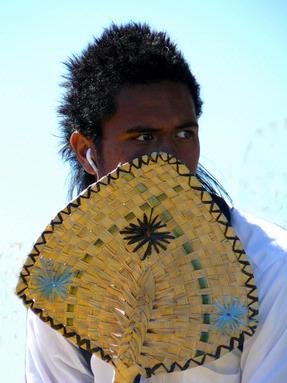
xmin=70 ymin=131 xmax=97 ymax=175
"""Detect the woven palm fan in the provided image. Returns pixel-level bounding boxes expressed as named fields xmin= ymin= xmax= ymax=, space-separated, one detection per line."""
xmin=16 ymin=152 xmax=258 ymax=383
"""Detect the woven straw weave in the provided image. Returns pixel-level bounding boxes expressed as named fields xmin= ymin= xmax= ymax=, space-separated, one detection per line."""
xmin=16 ymin=152 xmax=258 ymax=383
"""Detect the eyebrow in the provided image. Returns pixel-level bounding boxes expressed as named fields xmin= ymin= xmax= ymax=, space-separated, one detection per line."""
xmin=125 ymin=121 xmax=198 ymax=134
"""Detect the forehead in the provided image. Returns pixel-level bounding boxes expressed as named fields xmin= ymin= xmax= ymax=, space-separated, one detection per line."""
xmin=105 ymin=81 xmax=197 ymax=129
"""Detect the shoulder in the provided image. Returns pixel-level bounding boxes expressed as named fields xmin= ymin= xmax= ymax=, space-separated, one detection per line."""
xmin=26 ymin=309 xmax=94 ymax=382
xmin=231 ymin=208 xmax=287 ymax=324
xmin=230 ymin=208 xmax=287 ymax=273
xmin=230 ymin=213 xmax=287 ymax=381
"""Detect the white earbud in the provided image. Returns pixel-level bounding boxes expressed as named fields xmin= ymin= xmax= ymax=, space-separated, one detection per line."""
xmin=86 ymin=148 xmax=99 ymax=180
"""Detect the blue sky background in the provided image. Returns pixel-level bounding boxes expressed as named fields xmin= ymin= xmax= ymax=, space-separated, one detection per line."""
xmin=1 ymin=1 xmax=286 ymax=380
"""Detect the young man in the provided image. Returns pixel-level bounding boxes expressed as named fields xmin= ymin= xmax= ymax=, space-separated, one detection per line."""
xmin=26 ymin=23 xmax=287 ymax=382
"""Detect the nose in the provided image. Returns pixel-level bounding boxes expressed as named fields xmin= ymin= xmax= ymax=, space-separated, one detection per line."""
xmin=155 ymin=137 xmax=177 ymax=158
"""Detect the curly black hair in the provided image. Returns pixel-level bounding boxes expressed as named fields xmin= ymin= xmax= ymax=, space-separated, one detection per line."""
xmin=58 ymin=22 xmax=230 ymax=205
xmin=58 ymin=22 xmax=204 ymax=196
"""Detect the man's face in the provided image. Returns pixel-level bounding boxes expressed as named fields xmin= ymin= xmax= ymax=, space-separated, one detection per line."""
xmin=98 ymin=81 xmax=200 ymax=178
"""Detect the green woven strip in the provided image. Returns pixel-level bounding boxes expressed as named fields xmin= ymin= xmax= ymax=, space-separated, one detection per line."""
xmin=125 ymin=212 xmax=136 ymax=221
xmin=200 ymin=331 xmax=209 ymax=343
xmin=135 ymin=183 xmax=147 ymax=193
xmin=67 ymin=304 xmax=74 ymax=312
xmin=122 ymin=173 xmax=135 ymax=181
xmin=203 ymin=313 xmax=210 ymax=324
xmin=157 ymin=192 xmax=167 ymax=201
xmin=82 ymin=253 xmax=93 ymax=263
xmin=173 ymin=185 xmax=183 ymax=192
xmin=191 ymin=259 xmax=202 ymax=270
xmin=198 ymin=277 xmax=208 ymax=289
xmin=148 ymin=196 xmax=160 ymax=207
xmin=201 ymin=295 xmax=211 ymax=304
xmin=182 ymin=242 xmax=192 ymax=254
xmin=94 ymin=238 xmax=104 ymax=247
xmin=140 ymin=202 xmax=150 ymax=211
xmin=160 ymin=210 xmax=172 ymax=222
xmin=172 ymin=226 xmax=183 ymax=238
xmin=108 ymin=224 xmax=119 ymax=234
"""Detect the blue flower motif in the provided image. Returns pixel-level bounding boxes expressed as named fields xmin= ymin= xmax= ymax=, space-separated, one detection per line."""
xmin=212 ymin=297 xmax=247 ymax=335
xmin=32 ymin=258 xmax=74 ymax=301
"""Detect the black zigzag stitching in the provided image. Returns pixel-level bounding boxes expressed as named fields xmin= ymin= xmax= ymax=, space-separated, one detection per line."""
xmin=26 ymin=304 xmax=112 ymax=363
xmin=17 ymin=152 xmax=259 ymax=375
xmin=145 ymin=330 xmax=248 ymax=377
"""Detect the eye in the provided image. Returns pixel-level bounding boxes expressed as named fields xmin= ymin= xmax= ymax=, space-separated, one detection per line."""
xmin=135 ymin=133 xmax=154 ymax=142
xmin=176 ymin=130 xmax=194 ymax=139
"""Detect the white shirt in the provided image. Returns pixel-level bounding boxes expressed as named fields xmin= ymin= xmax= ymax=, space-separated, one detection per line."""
xmin=26 ymin=208 xmax=287 ymax=382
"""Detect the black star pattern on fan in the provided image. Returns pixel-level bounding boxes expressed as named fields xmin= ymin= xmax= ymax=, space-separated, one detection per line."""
xmin=120 ymin=208 xmax=175 ymax=260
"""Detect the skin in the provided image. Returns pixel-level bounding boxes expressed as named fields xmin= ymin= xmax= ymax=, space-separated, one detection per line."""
xmin=70 ymin=81 xmax=200 ymax=180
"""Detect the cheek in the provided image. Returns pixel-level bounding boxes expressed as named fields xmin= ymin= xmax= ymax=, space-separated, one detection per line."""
xmin=195 ymin=138 xmax=200 ymax=161
xmin=101 ymin=139 xmax=200 ymax=175
xmin=193 ymin=141 xmax=200 ymax=170
xmin=182 ymin=140 xmax=200 ymax=172
xmin=100 ymin=142 xmax=136 ymax=174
